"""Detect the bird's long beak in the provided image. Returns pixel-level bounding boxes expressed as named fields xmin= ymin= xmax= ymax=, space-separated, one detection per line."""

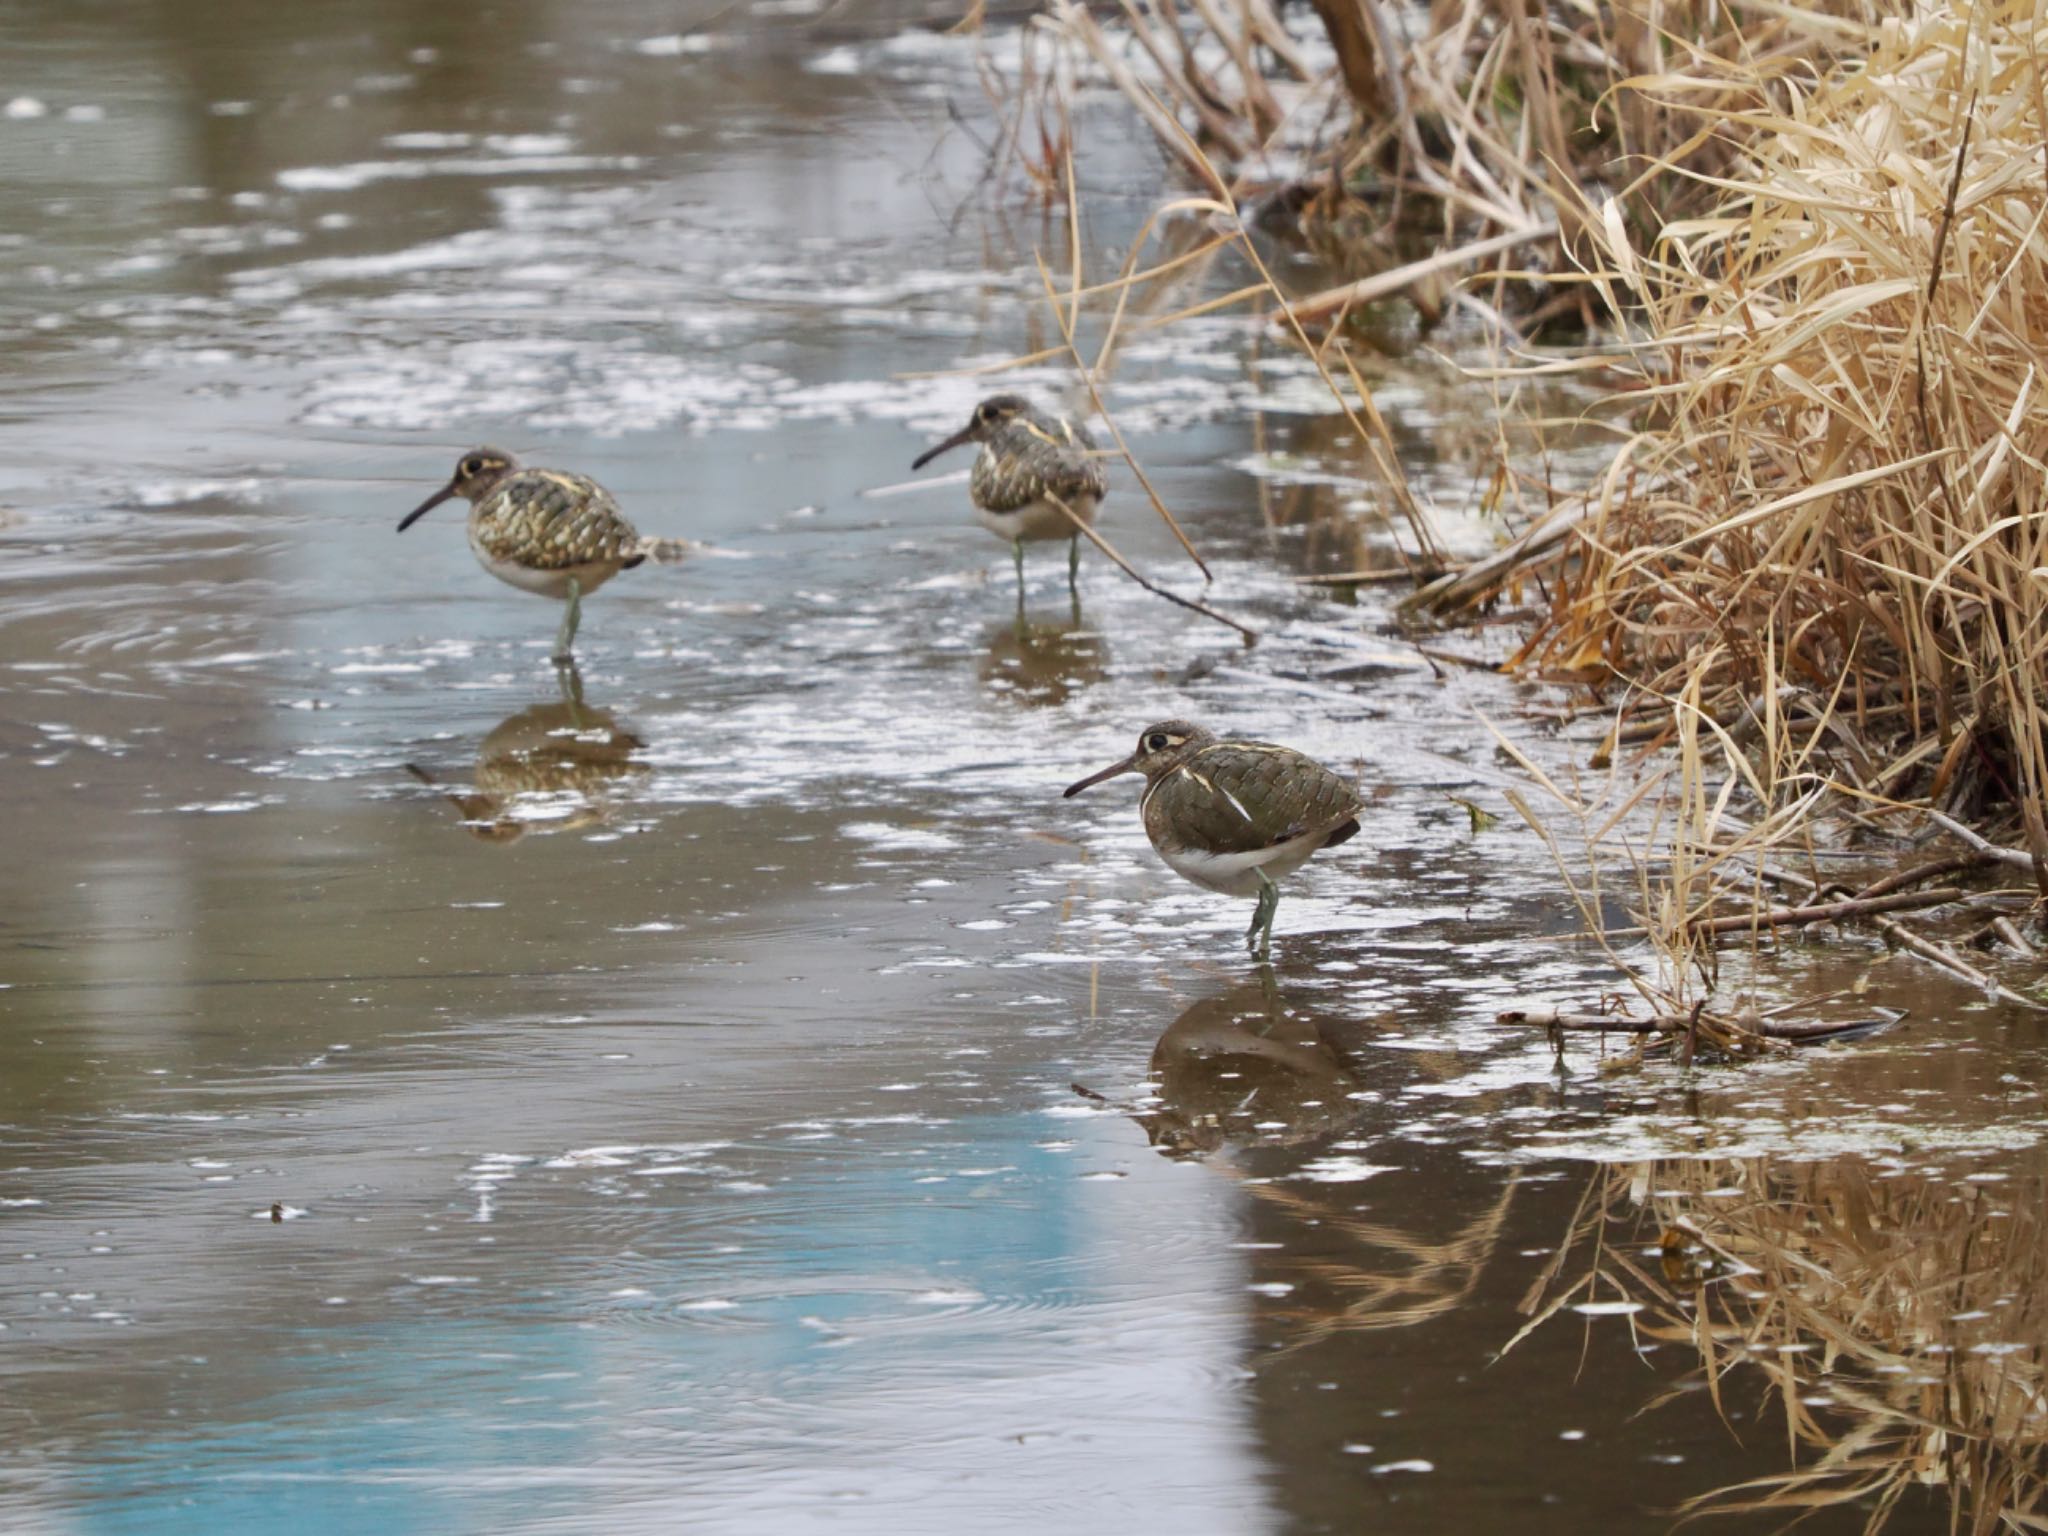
xmin=1063 ymin=752 xmax=1139 ymax=798
xmin=396 ymin=481 xmax=458 ymax=533
xmin=910 ymin=425 xmax=976 ymax=472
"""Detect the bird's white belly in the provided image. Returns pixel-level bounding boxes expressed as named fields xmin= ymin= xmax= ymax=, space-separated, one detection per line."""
xmin=977 ymin=493 xmax=1099 ymax=545
xmin=1157 ymin=831 xmax=1326 ymax=897
xmin=469 ymin=537 xmax=618 ymax=600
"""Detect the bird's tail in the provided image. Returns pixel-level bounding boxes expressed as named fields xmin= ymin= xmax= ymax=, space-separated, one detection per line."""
xmin=629 ymin=535 xmax=700 ymax=565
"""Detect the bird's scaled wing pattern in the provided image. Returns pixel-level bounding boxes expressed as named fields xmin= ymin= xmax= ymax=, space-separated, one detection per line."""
xmin=971 ymin=419 xmax=1108 ymax=513
xmin=474 ymin=471 xmax=641 ymax=570
xmin=1144 ymin=744 xmax=1362 ymax=854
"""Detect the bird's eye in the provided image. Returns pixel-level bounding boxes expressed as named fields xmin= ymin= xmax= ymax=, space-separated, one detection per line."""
xmin=461 ymin=457 xmax=482 ymax=477
xmin=976 ymin=404 xmax=995 ymax=422
xmin=1145 ymin=732 xmax=1169 ymax=752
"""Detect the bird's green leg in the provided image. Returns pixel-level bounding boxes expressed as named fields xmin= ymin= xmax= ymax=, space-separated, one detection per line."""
xmin=1247 ymin=873 xmax=1280 ymax=960
xmin=553 ymin=578 xmax=582 ymax=664
xmin=557 ymin=657 xmax=586 ymax=722
xmin=1012 ymin=537 xmax=1027 ymax=599
xmin=1067 ymin=533 xmax=1081 ymax=594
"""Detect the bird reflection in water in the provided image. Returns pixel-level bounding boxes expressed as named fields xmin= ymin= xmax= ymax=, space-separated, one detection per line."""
xmin=404 ymin=665 xmax=648 ymax=843
xmin=1136 ymin=976 xmax=1368 ymax=1157
xmin=1089 ymin=978 xmax=1520 ymax=1353
xmin=978 ymin=611 xmax=1107 ymax=708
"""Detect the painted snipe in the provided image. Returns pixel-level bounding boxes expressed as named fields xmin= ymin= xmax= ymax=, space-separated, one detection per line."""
xmin=397 ymin=448 xmax=655 ymax=661
xmin=910 ymin=394 xmax=1108 ymax=597
xmin=1064 ymin=720 xmax=1363 ymax=958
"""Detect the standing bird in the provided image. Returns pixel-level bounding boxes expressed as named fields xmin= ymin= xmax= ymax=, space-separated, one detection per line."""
xmin=910 ymin=394 xmax=1108 ymax=599
xmin=397 ymin=448 xmax=654 ymax=662
xmin=1064 ymin=720 xmax=1363 ymax=958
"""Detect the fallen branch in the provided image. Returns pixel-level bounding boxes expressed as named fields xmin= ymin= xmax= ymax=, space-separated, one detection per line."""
xmin=1409 ymin=642 xmax=1499 ymax=673
xmin=1846 ymin=852 xmax=2000 ymax=901
xmin=1990 ymin=916 xmax=2038 ymax=955
xmin=1496 ymin=1006 xmax=1711 ymax=1033
xmin=1864 ymin=910 xmax=2046 ymax=1012
xmin=1049 ymin=492 xmax=1258 ymax=643
xmin=1497 ymin=1005 xmax=1905 ymax=1042
xmin=1761 ymin=865 xmax=2048 ymax=1013
xmin=1294 ymin=565 xmax=1456 ymax=586
xmin=1920 ymin=807 xmax=2037 ymax=871
xmin=1600 ymin=886 xmax=1965 ymax=940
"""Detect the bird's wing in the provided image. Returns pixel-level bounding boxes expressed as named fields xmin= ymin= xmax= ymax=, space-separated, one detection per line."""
xmin=478 ymin=472 xmax=639 ymax=568
xmin=1041 ymin=416 xmax=1110 ymax=500
xmin=1190 ymin=744 xmax=1364 ymax=849
xmin=975 ymin=421 xmax=1106 ymax=512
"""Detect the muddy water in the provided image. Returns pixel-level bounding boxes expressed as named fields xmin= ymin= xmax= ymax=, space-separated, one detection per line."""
xmin=4 ymin=4 xmax=2047 ymax=1533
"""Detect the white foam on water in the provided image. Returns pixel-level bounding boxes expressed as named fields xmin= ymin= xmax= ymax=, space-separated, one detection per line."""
xmin=806 ymin=46 xmax=860 ymax=74
xmin=840 ymin=821 xmax=960 ymax=852
xmin=128 ymin=478 xmax=265 ymax=507
xmin=277 ymin=155 xmax=640 ymax=192
xmin=633 ymin=34 xmax=728 ymax=56
xmin=1292 ymin=1157 xmax=1396 ymax=1184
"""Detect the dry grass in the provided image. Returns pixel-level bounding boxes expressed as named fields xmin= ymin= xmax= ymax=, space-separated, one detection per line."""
xmin=1516 ymin=1155 xmax=2048 ymax=1533
xmin=1426 ymin=1 xmax=2048 ymax=1024
xmin=1035 ymin=0 xmax=1875 ymax=330
xmin=1488 ymin=4 xmax=2048 ymax=817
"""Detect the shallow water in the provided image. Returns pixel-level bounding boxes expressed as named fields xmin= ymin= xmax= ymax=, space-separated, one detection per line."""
xmin=5 ymin=3 xmax=2047 ymax=1533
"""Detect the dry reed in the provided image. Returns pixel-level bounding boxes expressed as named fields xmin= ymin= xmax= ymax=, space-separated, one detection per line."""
xmin=1515 ymin=1155 xmax=2048 ymax=1533
xmin=1436 ymin=1 xmax=2048 ymax=1024
xmin=1038 ymin=0 xmax=1871 ymax=330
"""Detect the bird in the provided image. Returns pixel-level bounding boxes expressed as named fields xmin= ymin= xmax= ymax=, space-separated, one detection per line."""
xmin=910 ymin=394 xmax=1108 ymax=599
xmin=1064 ymin=720 xmax=1363 ymax=958
xmin=396 ymin=448 xmax=660 ymax=661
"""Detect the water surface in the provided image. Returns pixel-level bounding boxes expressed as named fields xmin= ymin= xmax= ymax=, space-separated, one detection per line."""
xmin=4 ymin=3 xmax=2046 ymax=1532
